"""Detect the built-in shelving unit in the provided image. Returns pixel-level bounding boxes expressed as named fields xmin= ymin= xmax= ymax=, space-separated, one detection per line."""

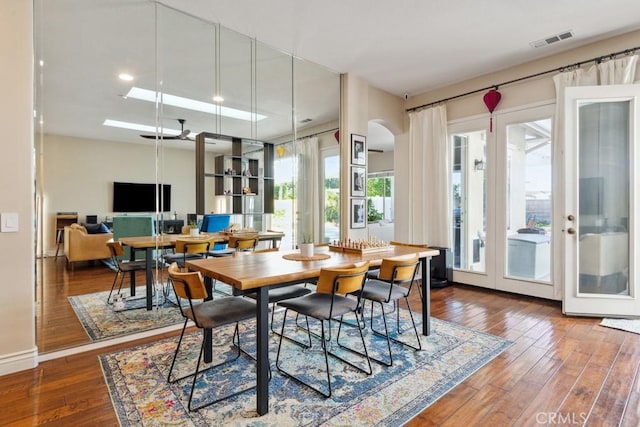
xmin=195 ymin=132 xmax=274 ymax=229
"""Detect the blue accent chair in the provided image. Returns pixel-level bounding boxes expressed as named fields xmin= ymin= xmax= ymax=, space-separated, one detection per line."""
xmin=200 ymin=214 xmax=231 ymax=250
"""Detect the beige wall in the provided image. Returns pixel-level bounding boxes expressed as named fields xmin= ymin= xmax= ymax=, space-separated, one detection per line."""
xmin=394 ymin=30 xmax=640 ymax=244
xmin=40 ymin=135 xmax=197 ymax=254
xmin=340 ymin=74 xmax=368 ymax=240
xmin=0 ymin=0 xmax=37 ymax=374
xmin=408 ymin=30 xmax=640 ymax=121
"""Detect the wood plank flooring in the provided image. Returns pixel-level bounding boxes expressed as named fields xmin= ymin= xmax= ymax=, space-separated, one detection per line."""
xmin=4 ymin=257 xmax=640 ymax=426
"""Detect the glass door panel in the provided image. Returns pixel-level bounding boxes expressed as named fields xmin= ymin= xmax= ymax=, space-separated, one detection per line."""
xmin=323 ymin=151 xmax=340 ymax=243
xmin=577 ymin=101 xmax=630 ymax=295
xmin=504 ymin=118 xmax=552 ymax=282
xmin=451 ymin=130 xmax=487 ymax=273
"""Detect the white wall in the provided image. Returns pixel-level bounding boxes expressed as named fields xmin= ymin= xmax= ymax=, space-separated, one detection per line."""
xmin=368 ymin=151 xmax=393 ymax=172
xmin=40 ymin=135 xmax=198 ymax=254
xmin=0 ymin=0 xmax=37 ymax=375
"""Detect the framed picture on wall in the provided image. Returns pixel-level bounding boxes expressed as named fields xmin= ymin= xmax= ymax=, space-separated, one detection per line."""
xmin=351 ymin=133 xmax=366 ymax=165
xmin=351 ymin=198 xmax=366 ymax=229
xmin=351 ymin=166 xmax=366 ymax=197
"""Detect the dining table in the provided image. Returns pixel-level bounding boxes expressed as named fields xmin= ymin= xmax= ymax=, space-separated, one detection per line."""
xmin=117 ymin=230 xmax=284 ymax=310
xmin=186 ymin=243 xmax=440 ymax=416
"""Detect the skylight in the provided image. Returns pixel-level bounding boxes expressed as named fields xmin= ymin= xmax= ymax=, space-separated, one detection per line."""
xmin=102 ymin=119 xmax=193 ymax=137
xmin=125 ymin=87 xmax=266 ymax=121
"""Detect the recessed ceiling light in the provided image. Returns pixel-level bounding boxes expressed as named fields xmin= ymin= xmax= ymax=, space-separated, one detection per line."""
xmin=125 ymin=87 xmax=266 ymax=121
xmin=118 ymin=73 xmax=134 ymax=81
xmin=213 ymin=95 xmax=224 ymax=103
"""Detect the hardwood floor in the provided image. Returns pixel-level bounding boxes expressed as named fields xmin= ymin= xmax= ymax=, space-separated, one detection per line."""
xmin=4 ymin=257 xmax=640 ymax=425
xmin=35 ymin=256 xmax=148 ymax=353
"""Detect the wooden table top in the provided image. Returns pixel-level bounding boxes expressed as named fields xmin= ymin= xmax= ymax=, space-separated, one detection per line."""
xmin=118 ymin=230 xmax=284 ymax=249
xmin=186 ymin=245 xmax=440 ymax=291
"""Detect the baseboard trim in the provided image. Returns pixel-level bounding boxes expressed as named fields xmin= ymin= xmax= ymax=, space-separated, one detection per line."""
xmin=38 ymin=322 xmax=185 ymax=362
xmin=0 ymin=346 xmax=38 ymax=375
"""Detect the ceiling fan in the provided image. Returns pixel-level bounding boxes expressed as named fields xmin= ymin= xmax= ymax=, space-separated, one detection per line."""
xmin=140 ymin=118 xmax=193 ymax=140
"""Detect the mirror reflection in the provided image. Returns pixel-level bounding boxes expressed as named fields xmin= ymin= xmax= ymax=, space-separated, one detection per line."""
xmin=34 ymin=0 xmax=339 ymax=354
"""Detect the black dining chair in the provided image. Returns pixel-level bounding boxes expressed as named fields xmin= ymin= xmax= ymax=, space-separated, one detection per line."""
xmin=106 ymin=240 xmax=147 ymax=304
xmin=275 ymin=261 xmax=372 ymax=398
xmin=353 ymin=254 xmax=422 ymax=367
xmin=163 ymin=237 xmax=214 ymax=269
xmin=166 ymin=263 xmax=258 ymax=411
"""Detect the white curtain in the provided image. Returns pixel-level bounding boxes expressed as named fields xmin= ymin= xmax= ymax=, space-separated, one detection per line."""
xmin=552 ymin=55 xmax=638 ymax=299
xmin=407 ymin=105 xmax=451 ymax=247
xmin=294 ymin=136 xmax=320 ymax=244
xmin=553 ymin=56 xmax=638 ymax=144
xmin=598 ymin=55 xmax=638 ymax=85
xmin=553 ymin=56 xmax=638 ymax=147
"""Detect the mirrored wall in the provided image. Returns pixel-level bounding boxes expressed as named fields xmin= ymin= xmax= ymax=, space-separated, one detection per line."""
xmin=34 ymin=0 xmax=339 ymax=353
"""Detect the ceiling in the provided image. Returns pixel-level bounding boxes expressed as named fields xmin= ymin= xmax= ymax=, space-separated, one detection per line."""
xmin=37 ymin=1 xmax=640 ymax=154
xmin=162 ymin=0 xmax=640 ymax=96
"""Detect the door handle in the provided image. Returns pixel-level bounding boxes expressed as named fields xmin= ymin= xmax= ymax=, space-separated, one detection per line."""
xmin=567 ymin=214 xmax=575 ymax=221
xmin=567 ymin=227 xmax=576 ymax=234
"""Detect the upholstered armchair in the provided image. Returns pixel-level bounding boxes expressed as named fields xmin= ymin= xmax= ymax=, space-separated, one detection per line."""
xmin=63 ymin=223 xmax=113 ymax=268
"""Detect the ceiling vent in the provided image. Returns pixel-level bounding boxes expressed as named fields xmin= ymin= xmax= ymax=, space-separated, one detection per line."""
xmin=530 ymin=30 xmax=574 ymax=48
xmin=299 ymin=118 xmax=312 ymax=123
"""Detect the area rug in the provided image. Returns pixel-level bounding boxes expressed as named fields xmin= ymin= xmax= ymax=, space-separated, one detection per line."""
xmin=600 ymin=318 xmax=640 ymax=335
xmin=100 ymin=310 xmax=511 ymax=426
xmin=68 ymin=286 xmax=185 ymax=341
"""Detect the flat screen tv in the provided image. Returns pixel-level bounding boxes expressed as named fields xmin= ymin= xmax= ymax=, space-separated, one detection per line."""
xmin=113 ymin=182 xmax=171 ymax=212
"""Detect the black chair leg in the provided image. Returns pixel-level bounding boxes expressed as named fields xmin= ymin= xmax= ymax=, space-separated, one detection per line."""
xmin=276 ymin=318 xmax=332 ymax=398
xmin=167 ymin=319 xmax=189 ymax=383
xmin=360 ymin=301 xmax=394 ymax=367
xmin=334 ymin=313 xmax=373 ymax=375
xmin=107 ymin=273 xmax=118 ymax=304
xmin=107 ymin=270 xmax=123 ymax=303
xmin=277 ymin=311 xmax=372 ymax=398
xmin=400 ymin=297 xmax=422 ymax=351
xmin=169 ymin=323 xmax=256 ymax=412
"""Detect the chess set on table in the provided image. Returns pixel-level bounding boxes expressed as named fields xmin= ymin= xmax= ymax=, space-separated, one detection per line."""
xmin=220 ymin=225 xmax=256 ymax=235
xmin=328 ymin=238 xmax=394 ymax=254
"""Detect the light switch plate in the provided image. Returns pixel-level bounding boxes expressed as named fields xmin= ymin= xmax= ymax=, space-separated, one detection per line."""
xmin=0 ymin=212 xmax=19 ymax=232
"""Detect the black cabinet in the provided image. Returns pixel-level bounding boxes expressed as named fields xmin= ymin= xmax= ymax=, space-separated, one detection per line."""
xmin=157 ymin=219 xmax=184 ymax=234
xmin=430 ymin=246 xmax=453 ymax=288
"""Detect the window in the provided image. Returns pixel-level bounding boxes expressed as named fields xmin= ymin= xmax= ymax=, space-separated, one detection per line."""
xmin=367 ymin=172 xmax=393 ymax=223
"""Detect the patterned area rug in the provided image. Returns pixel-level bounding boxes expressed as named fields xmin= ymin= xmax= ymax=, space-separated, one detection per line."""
xmin=601 ymin=318 xmax=640 ymax=335
xmin=100 ymin=309 xmax=511 ymax=426
xmin=68 ymin=286 xmax=185 ymax=341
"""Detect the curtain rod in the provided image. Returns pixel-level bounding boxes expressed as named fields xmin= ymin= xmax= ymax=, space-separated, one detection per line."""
xmin=406 ymin=45 xmax=640 ymax=113
xmin=275 ymin=127 xmax=339 ymax=145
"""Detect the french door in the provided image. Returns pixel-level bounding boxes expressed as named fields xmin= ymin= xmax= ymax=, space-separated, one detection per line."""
xmin=563 ymin=85 xmax=640 ymax=317
xmin=450 ymin=104 xmax=558 ymax=299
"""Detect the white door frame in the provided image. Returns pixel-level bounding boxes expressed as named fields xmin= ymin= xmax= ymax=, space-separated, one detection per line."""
xmin=563 ymin=85 xmax=640 ymax=317
xmin=449 ymin=102 xmax=559 ymax=299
